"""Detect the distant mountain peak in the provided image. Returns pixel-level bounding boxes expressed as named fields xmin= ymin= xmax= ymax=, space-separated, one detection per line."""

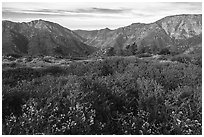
xmin=130 ymin=23 xmax=146 ymax=26
xmin=103 ymin=27 xmax=111 ymax=31
xmin=28 ymin=19 xmax=50 ymax=24
xmin=74 ymin=14 xmax=202 ymax=56
xmin=31 ymin=20 xmax=50 ymax=29
xmin=2 ymin=14 xmax=202 ymax=58
xmin=2 ymin=20 xmax=95 ymax=57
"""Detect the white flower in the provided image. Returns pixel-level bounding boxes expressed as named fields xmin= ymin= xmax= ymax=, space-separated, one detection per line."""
xmin=176 ymin=119 xmax=181 ymax=125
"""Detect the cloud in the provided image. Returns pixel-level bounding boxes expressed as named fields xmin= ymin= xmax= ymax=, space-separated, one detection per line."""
xmin=165 ymin=2 xmax=201 ymax=11
xmin=2 ymin=6 xmax=132 ymax=20
xmin=2 ymin=11 xmax=96 ymax=18
xmin=168 ymin=2 xmax=201 ymax=7
xmin=130 ymin=2 xmax=202 ymax=19
xmin=2 ymin=2 xmax=202 ymax=30
xmin=23 ymin=9 xmax=58 ymax=13
xmin=2 ymin=10 xmax=130 ymax=20
xmin=2 ymin=11 xmax=60 ymax=18
xmin=132 ymin=12 xmax=155 ymax=17
xmin=74 ymin=7 xmax=131 ymax=14
xmin=3 ymin=2 xmax=201 ymax=17
xmin=3 ymin=7 xmax=131 ymax=15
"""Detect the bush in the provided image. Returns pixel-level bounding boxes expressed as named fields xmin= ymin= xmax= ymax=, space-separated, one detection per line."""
xmin=171 ymin=55 xmax=192 ymax=64
xmin=157 ymin=55 xmax=168 ymax=60
xmin=137 ymin=53 xmax=152 ymax=58
xmin=41 ymin=66 xmax=67 ymax=76
xmin=2 ymin=56 xmax=202 ymax=135
xmin=2 ymin=67 xmax=42 ymax=87
xmin=158 ymin=48 xmax=171 ymax=55
xmin=6 ymin=53 xmax=22 ymax=58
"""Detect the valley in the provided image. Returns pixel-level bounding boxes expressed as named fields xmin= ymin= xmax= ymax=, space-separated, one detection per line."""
xmin=2 ymin=14 xmax=202 ymax=135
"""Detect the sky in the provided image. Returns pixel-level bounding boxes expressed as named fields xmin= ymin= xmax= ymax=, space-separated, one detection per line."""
xmin=2 ymin=2 xmax=202 ymax=30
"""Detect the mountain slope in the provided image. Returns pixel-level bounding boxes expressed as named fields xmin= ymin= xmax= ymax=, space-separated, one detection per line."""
xmin=74 ymin=14 xmax=202 ymax=56
xmin=156 ymin=14 xmax=202 ymax=52
xmin=75 ymin=28 xmax=113 ymax=48
xmin=2 ymin=20 xmax=95 ymax=57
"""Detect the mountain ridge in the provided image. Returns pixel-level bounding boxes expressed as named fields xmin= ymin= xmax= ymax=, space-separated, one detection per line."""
xmin=2 ymin=14 xmax=202 ymax=57
xmin=2 ymin=19 xmax=95 ymax=57
xmin=74 ymin=14 xmax=202 ymax=56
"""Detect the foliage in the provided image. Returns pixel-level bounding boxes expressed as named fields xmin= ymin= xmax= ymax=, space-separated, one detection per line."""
xmin=2 ymin=55 xmax=202 ymax=135
xmin=171 ymin=53 xmax=202 ymax=67
xmin=158 ymin=48 xmax=171 ymax=55
xmin=6 ymin=53 xmax=22 ymax=58
xmin=136 ymin=53 xmax=152 ymax=58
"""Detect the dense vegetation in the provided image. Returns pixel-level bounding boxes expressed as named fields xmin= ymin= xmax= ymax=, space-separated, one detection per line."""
xmin=2 ymin=55 xmax=202 ymax=135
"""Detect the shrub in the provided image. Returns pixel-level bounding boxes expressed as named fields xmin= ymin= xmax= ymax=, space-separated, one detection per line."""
xmin=41 ymin=66 xmax=67 ymax=76
xmin=171 ymin=55 xmax=192 ymax=64
xmin=6 ymin=53 xmax=22 ymax=58
xmin=158 ymin=48 xmax=171 ymax=55
xmin=2 ymin=56 xmax=202 ymax=135
xmin=2 ymin=67 xmax=42 ymax=87
xmin=137 ymin=53 xmax=152 ymax=58
xmin=157 ymin=55 xmax=168 ymax=60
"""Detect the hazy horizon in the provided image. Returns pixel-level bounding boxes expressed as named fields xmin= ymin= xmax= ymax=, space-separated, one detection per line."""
xmin=2 ymin=2 xmax=202 ymax=30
